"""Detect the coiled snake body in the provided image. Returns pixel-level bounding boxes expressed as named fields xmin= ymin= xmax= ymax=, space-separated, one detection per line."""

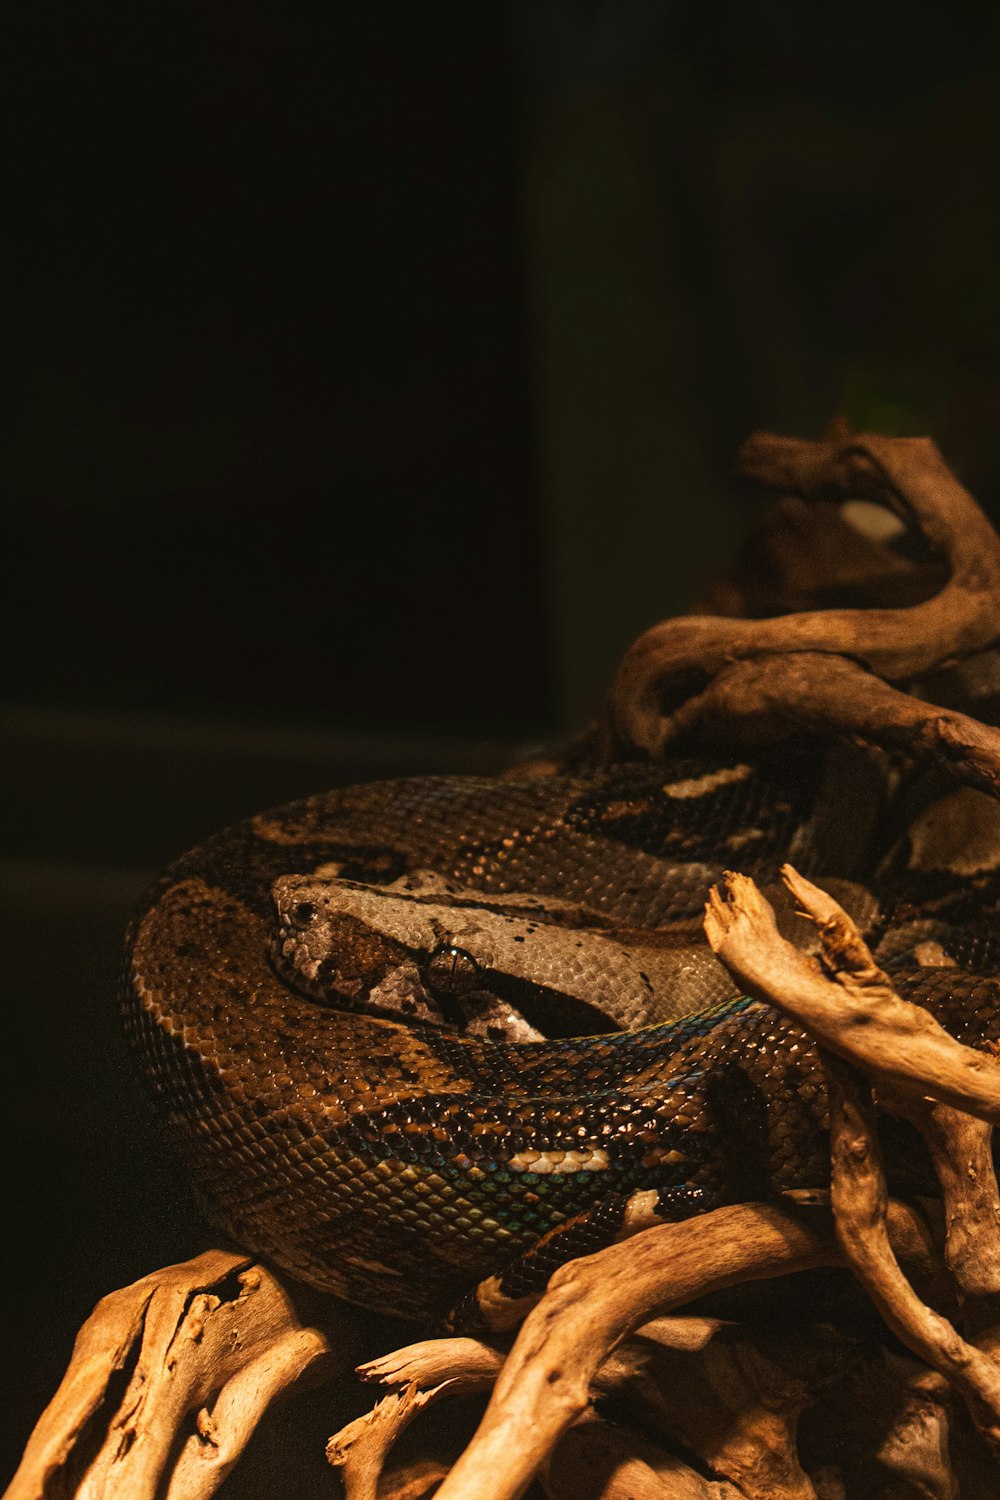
xmin=123 ymin=743 xmax=1000 ymax=1326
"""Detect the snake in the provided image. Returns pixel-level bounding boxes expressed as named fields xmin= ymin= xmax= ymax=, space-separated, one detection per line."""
xmin=123 ymin=737 xmax=1000 ymax=1329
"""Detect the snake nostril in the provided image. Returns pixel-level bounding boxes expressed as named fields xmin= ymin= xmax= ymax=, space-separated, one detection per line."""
xmin=291 ymin=901 xmax=317 ymax=928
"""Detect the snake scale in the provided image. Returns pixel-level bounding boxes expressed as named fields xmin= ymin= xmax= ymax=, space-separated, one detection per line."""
xmin=123 ymin=738 xmax=1000 ymax=1328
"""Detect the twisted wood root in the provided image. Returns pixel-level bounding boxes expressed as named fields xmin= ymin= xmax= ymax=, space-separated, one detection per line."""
xmin=606 ymin=429 xmax=1000 ymax=788
xmin=4 ymin=1252 xmax=356 ymax=1500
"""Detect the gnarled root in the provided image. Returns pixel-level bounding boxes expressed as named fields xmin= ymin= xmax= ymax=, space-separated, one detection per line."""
xmin=4 ymin=1249 xmax=357 ymax=1500
xmin=606 ymin=429 xmax=1000 ymax=772
xmin=326 ymin=1196 xmax=935 ymax=1500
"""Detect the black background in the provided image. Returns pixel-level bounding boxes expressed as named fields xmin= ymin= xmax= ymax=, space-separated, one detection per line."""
xmin=5 ymin=3 xmax=544 ymax=735
xmin=5 ymin=2 xmax=1000 ymax=1490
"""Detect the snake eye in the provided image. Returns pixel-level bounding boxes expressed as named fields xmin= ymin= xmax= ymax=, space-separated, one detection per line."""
xmin=424 ymin=944 xmax=481 ymax=998
xmin=290 ymin=901 xmax=318 ymax=928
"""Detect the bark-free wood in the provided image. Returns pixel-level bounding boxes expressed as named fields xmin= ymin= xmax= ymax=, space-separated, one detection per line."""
xmin=5 ymin=1251 xmax=356 ymax=1500
xmin=609 ymin=430 xmax=1000 ymax=760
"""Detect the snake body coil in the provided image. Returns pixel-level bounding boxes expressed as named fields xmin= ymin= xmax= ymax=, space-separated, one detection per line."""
xmin=123 ymin=747 xmax=1000 ymax=1324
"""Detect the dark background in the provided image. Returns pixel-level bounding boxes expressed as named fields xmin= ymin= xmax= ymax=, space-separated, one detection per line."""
xmin=5 ymin=1 xmax=1000 ymax=1489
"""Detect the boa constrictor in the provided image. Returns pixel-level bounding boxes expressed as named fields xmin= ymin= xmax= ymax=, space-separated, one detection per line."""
xmin=123 ymin=739 xmax=1000 ymax=1329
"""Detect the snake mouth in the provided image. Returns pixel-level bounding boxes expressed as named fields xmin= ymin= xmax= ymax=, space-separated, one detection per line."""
xmin=268 ymin=934 xmax=366 ymax=1010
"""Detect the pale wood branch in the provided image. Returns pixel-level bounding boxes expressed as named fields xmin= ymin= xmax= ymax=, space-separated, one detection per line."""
xmin=357 ymin=1336 xmax=507 ymax=1396
xmin=341 ymin=1316 xmax=837 ymax=1500
xmin=659 ymin=651 xmax=1000 ymax=797
xmin=703 ymin=865 xmax=1000 ymax=1123
xmin=893 ymin=1101 xmax=1000 ymax=1340
xmin=823 ymin=1054 xmax=1000 ymax=1451
xmin=327 ymin=1382 xmax=449 ymax=1500
xmin=4 ymin=1250 xmax=356 ymax=1500
xmin=375 ymin=1460 xmax=454 ymax=1500
xmin=608 ymin=430 xmax=1000 ymax=762
xmin=706 ymin=865 xmax=1000 ymax=1457
xmin=429 ymin=1198 xmax=931 ymax=1500
xmin=542 ymin=1411 xmax=742 ymax=1500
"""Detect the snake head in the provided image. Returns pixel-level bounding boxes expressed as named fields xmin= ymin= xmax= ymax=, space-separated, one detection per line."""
xmin=270 ymin=874 xmax=452 ymax=1025
xmin=269 ymin=874 xmax=548 ymax=1040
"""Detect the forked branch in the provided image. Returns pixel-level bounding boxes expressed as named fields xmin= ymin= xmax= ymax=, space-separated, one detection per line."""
xmin=609 ymin=430 xmax=1000 ymax=763
xmin=5 ymin=1251 xmax=356 ymax=1500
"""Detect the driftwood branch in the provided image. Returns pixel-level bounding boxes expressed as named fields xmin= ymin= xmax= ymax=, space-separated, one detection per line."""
xmin=352 ymin=1197 xmax=933 ymax=1500
xmin=608 ymin=430 xmax=1000 ymax=764
xmin=588 ymin=1319 xmax=816 ymax=1500
xmin=659 ymin=651 xmax=1000 ymax=797
xmin=709 ymin=868 xmax=1000 ymax=1464
xmin=894 ymin=1100 xmax=1000 ymax=1338
xmin=703 ymin=865 xmax=1000 ymax=1123
xmin=541 ymin=1409 xmax=743 ymax=1500
xmin=822 ymin=1054 xmax=1000 ymax=1450
xmin=5 ymin=1250 xmax=357 ymax=1500
xmin=327 ymin=1381 xmax=449 ymax=1500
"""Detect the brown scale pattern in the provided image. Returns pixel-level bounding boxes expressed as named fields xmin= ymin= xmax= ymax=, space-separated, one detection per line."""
xmin=123 ymin=757 xmax=1000 ymax=1323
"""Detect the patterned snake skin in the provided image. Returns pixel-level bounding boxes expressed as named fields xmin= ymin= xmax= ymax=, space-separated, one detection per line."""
xmin=123 ymin=741 xmax=1000 ymax=1326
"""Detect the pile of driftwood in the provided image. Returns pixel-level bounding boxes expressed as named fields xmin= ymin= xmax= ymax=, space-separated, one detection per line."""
xmin=10 ymin=427 xmax=1000 ymax=1500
